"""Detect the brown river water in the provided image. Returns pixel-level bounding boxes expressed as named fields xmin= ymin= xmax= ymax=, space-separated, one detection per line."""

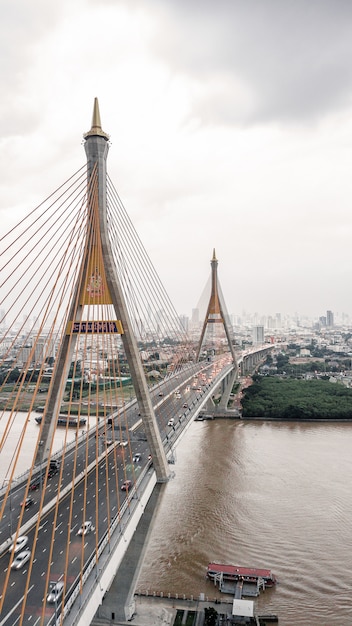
xmin=136 ymin=419 xmax=352 ymax=626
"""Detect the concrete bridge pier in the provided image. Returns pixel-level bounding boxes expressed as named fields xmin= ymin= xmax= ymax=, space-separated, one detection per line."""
xmin=91 ymin=483 xmax=167 ymax=625
xmin=217 ymin=368 xmax=237 ymax=410
xmin=242 ymin=347 xmax=273 ymax=375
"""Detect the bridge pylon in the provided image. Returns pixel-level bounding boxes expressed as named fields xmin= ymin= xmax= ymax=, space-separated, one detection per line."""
xmin=37 ymin=98 xmax=169 ymax=482
xmin=196 ymin=249 xmax=238 ymax=412
xmin=196 ymin=250 xmax=237 ymax=364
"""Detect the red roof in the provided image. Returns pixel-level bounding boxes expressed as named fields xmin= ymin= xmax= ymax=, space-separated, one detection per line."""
xmin=207 ymin=562 xmax=273 ymax=579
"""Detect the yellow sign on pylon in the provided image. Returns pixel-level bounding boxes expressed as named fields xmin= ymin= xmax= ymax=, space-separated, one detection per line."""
xmin=66 ymin=320 xmax=124 ymax=334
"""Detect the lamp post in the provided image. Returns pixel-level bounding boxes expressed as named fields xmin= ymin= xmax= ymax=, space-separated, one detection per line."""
xmin=39 ymin=440 xmax=44 ymax=500
xmin=2 ymin=480 xmax=13 ymax=536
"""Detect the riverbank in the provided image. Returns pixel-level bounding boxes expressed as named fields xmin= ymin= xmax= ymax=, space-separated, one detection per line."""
xmin=91 ymin=593 xmax=279 ymax=625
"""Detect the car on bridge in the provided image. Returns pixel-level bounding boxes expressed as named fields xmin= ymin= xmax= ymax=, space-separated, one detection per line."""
xmin=20 ymin=496 xmax=34 ymax=508
xmin=11 ymin=549 xmax=31 ymax=570
xmin=48 ymin=465 xmax=59 ymax=478
xmin=47 ymin=581 xmax=64 ymax=603
xmin=121 ymin=480 xmax=132 ymax=491
xmin=167 ymin=418 xmax=174 ymax=426
xmin=77 ymin=521 xmax=95 ymax=536
xmin=29 ymin=474 xmax=44 ymax=490
xmin=133 ymin=453 xmax=141 ymax=463
xmin=9 ymin=535 xmax=28 ymax=554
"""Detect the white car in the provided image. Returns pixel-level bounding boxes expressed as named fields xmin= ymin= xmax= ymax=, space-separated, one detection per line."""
xmin=77 ymin=521 xmax=94 ymax=536
xmin=11 ymin=549 xmax=31 ymax=570
xmin=168 ymin=418 xmax=175 ymax=426
xmin=133 ymin=453 xmax=141 ymax=463
xmin=9 ymin=535 xmax=28 ymax=554
xmin=47 ymin=581 xmax=64 ymax=603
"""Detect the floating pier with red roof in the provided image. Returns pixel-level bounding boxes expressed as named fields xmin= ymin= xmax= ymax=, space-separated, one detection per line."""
xmin=207 ymin=562 xmax=277 ymax=597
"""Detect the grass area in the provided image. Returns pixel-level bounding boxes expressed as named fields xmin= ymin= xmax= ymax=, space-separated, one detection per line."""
xmin=173 ymin=611 xmax=197 ymax=626
xmin=0 ymin=384 xmax=136 ymax=414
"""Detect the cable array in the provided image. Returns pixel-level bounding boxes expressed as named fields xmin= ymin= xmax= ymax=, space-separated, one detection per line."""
xmin=0 ymin=158 xmax=199 ymax=625
xmin=0 ymin=152 xmax=233 ymax=624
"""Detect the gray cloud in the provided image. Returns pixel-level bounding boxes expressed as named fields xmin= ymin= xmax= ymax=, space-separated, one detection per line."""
xmin=146 ymin=0 xmax=352 ymax=126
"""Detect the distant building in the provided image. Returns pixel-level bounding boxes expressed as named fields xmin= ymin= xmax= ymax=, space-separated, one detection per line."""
xmin=191 ymin=308 xmax=199 ymax=328
xmin=179 ymin=315 xmax=189 ymax=332
xmin=252 ymin=325 xmax=264 ymax=344
xmin=327 ymin=310 xmax=334 ymax=327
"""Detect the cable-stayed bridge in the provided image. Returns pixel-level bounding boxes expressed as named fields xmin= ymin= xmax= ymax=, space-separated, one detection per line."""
xmin=0 ymin=100 xmax=271 ymax=625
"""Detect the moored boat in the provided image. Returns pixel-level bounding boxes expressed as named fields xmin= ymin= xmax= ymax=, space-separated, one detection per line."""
xmin=35 ymin=415 xmax=87 ymax=427
xmin=207 ymin=562 xmax=276 ymax=587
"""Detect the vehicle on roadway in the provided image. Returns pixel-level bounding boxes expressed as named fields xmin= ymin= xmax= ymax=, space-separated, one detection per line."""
xmin=77 ymin=521 xmax=95 ymax=536
xmin=133 ymin=453 xmax=141 ymax=463
xmin=29 ymin=474 xmax=44 ymax=490
xmin=9 ymin=535 xmax=28 ymax=554
xmin=47 ymin=581 xmax=64 ymax=603
xmin=20 ymin=496 xmax=34 ymax=508
xmin=168 ymin=418 xmax=174 ymax=426
xmin=121 ymin=479 xmax=132 ymax=491
xmin=11 ymin=549 xmax=31 ymax=570
xmin=48 ymin=465 xmax=59 ymax=478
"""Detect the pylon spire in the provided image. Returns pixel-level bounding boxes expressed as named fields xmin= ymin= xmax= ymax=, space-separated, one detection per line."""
xmin=84 ymin=97 xmax=109 ymax=140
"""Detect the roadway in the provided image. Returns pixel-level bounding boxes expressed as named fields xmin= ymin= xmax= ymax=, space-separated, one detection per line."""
xmin=0 ymin=355 xmax=234 ymax=625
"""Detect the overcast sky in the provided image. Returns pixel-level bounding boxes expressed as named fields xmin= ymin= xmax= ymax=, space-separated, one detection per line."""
xmin=2 ymin=0 xmax=352 ymax=321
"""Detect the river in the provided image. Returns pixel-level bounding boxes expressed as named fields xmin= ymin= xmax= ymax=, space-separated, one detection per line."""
xmin=0 ymin=411 xmax=82 ymax=485
xmin=136 ymin=419 xmax=352 ymax=626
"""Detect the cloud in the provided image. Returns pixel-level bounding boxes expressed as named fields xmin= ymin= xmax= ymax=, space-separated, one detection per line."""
xmin=1 ymin=0 xmax=352 ymax=319
xmin=0 ymin=2 xmax=65 ymax=136
xmin=146 ymin=0 xmax=352 ymax=126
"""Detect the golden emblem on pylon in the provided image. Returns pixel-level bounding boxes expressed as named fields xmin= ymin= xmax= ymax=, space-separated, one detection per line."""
xmin=87 ymin=268 xmax=104 ymax=298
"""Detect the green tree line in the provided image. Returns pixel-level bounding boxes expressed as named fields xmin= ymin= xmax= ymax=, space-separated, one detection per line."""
xmin=241 ymin=376 xmax=352 ymax=419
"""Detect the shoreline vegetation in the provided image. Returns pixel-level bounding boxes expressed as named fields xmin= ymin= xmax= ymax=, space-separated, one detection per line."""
xmin=241 ymin=376 xmax=352 ymax=420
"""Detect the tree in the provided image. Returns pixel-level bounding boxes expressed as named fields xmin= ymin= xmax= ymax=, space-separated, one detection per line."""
xmin=204 ymin=607 xmax=218 ymax=626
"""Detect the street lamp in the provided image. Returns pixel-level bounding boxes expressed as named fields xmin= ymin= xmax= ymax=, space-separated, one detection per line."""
xmin=39 ymin=441 xmax=44 ymax=499
xmin=2 ymin=480 xmax=13 ymax=536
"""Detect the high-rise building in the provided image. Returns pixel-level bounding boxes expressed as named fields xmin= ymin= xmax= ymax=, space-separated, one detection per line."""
xmin=191 ymin=308 xmax=199 ymax=328
xmin=326 ymin=310 xmax=334 ymax=327
xmin=252 ymin=325 xmax=264 ymax=344
xmin=179 ymin=315 xmax=189 ymax=332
